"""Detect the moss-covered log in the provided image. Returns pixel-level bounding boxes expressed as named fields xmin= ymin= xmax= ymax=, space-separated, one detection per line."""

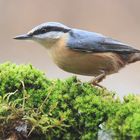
xmin=0 ymin=62 xmax=139 ymax=140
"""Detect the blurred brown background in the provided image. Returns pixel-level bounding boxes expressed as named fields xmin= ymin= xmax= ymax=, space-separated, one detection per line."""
xmin=0 ymin=0 xmax=140 ymax=97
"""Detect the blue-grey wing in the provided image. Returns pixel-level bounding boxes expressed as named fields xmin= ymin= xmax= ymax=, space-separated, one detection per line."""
xmin=67 ymin=29 xmax=140 ymax=54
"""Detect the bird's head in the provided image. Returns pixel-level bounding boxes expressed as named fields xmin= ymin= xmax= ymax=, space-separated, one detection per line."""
xmin=14 ymin=22 xmax=71 ymax=48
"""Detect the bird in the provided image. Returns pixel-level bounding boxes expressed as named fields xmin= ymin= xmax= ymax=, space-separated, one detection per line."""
xmin=14 ymin=22 xmax=140 ymax=87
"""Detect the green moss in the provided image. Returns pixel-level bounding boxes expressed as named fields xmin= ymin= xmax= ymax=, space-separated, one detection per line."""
xmin=0 ymin=62 xmax=139 ymax=140
xmin=105 ymin=94 xmax=140 ymax=140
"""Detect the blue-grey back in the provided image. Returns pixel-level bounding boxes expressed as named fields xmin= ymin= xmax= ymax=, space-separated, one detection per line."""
xmin=67 ymin=28 xmax=140 ymax=53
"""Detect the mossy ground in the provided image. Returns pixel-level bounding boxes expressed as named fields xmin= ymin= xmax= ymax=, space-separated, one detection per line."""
xmin=0 ymin=62 xmax=139 ymax=140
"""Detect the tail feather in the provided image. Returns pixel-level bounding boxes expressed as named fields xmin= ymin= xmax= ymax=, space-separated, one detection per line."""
xmin=128 ymin=53 xmax=140 ymax=63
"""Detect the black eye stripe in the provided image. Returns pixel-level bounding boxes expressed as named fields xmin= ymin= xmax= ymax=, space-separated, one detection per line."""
xmin=31 ymin=26 xmax=70 ymax=36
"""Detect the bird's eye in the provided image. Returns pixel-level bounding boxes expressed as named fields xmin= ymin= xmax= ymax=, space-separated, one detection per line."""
xmin=40 ymin=28 xmax=47 ymax=34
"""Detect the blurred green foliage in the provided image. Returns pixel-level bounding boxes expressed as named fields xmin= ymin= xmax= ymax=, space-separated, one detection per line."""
xmin=0 ymin=62 xmax=139 ymax=140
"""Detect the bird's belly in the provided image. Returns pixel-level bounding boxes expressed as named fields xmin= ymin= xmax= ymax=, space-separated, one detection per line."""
xmin=48 ymin=38 xmax=125 ymax=76
xmin=57 ymin=56 xmax=107 ymax=76
xmin=50 ymin=47 xmax=125 ymax=76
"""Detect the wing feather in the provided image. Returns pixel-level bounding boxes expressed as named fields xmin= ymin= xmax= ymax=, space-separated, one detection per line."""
xmin=67 ymin=29 xmax=140 ymax=54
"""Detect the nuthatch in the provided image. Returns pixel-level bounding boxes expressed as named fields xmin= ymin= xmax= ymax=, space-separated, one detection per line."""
xmin=14 ymin=22 xmax=140 ymax=86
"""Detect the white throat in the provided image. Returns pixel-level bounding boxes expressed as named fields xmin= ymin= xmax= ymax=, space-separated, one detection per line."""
xmin=33 ymin=31 xmax=64 ymax=49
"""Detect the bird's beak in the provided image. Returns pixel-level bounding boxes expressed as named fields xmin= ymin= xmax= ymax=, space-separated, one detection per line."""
xmin=13 ymin=34 xmax=32 ymax=40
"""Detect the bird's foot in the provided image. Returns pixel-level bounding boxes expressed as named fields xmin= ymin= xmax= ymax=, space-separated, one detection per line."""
xmin=89 ymin=73 xmax=106 ymax=88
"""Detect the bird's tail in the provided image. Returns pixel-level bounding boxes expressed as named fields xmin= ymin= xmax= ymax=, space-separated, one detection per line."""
xmin=127 ymin=53 xmax=140 ymax=63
